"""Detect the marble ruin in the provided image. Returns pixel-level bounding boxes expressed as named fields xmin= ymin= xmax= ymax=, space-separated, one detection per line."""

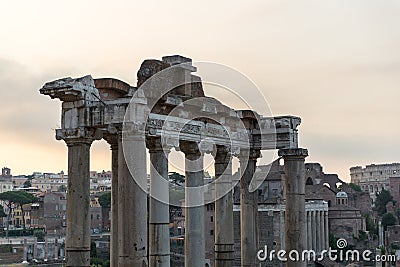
xmin=40 ymin=55 xmax=308 ymax=267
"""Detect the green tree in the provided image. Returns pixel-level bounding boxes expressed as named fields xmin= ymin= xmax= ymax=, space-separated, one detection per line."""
xmin=0 ymin=204 xmax=6 ymax=218
xmin=0 ymin=191 xmax=38 ymax=230
xmin=382 ymin=212 xmax=397 ymax=230
xmin=23 ymin=179 xmax=32 ymax=188
xmin=348 ymin=183 xmax=362 ymax=192
xmin=33 ymin=229 xmax=45 ymax=242
xmin=375 ymin=189 xmax=393 ymax=215
xmin=169 ymin=172 xmax=185 ymax=186
xmin=90 ymin=240 xmax=97 ymax=258
xmin=98 ymin=192 xmax=111 ymax=208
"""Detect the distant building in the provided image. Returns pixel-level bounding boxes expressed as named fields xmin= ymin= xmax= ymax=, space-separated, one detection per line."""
xmin=350 ymin=163 xmax=400 ymax=201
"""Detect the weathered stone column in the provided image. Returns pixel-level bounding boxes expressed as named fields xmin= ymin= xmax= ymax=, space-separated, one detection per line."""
xmin=239 ymin=149 xmax=261 ymax=267
xmin=104 ymin=134 xmax=119 ymax=267
xmin=311 ymin=211 xmax=317 ymax=252
xmin=180 ymin=141 xmax=205 ymax=267
xmin=118 ymin=132 xmax=148 ymax=266
xmin=64 ymin=135 xmax=95 ymax=267
xmin=316 ymin=211 xmax=321 ymax=253
xmin=324 ymin=211 xmax=329 ymax=249
xmin=320 ymin=211 xmax=325 ymax=251
xmin=307 ymin=211 xmax=312 ymax=250
xmin=147 ymin=137 xmax=171 ymax=267
xmin=278 ymin=148 xmax=308 ymax=267
xmin=280 ymin=210 xmax=286 ymax=251
xmin=214 ymin=146 xmax=234 ymax=267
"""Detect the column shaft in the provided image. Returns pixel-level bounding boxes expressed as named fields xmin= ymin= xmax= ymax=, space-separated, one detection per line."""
xmin=181 ymin=142 xmax=205 ymax=267
xmin=110 ymin=142 xmax=119 ymax=267
xmin=279 ymin=148 xmax=308 ymax=267
xmin=149 ymin=139 xmax=170 ymax=267
xmin=214 ymin=147 xmax=234 ymax=267
xmin=316 ymin=211 xmax=321 ymax=253
xmin=312 ymin=211 xmax=316 ymax=252
xmin=66 ymin=142 xmax=91 ymax=267
xmin=118 ymin=136 xmax=148 ymax=266
xmin=324 ymin=211 xmax=329 ymax=249
xmin=320 ymin=211 xmax=325 ymax=251
xmin=240 ymin=150 xmax=260 ymax=267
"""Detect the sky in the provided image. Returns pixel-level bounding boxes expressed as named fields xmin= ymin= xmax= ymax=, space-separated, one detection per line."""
xmin=0 ymin=0 xmax=399 ymax=181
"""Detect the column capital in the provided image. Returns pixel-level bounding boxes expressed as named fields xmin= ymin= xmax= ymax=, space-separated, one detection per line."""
xmin=146 ymin=137 xmax=171 ymax=153
xmin=179 ymin=141 xmax=201 ymax=158
xmin=56 ymin=127 xmax=102 ymax=146
xmin=238 ymin=148 xmax=261 ymax=162
xmin=214 ymin=145 xmax=232 ymax=163
xmin=278 ymin=148 xmax=308 ymax=159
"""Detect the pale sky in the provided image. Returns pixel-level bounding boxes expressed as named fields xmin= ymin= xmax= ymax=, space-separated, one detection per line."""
xmin=0 ymin=0 xmax=399 ymax=182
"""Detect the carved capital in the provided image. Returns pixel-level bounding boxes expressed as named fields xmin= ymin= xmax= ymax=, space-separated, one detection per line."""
xmin=214 ymin=145 xmax=232 ymax=163
xmin=146 ymin=137 xmax=171 ymax=153
xmin=278 ymin=148 xmax=308 ymax=159
xmin=56 ymin=127 xmax=102 ymax=146
xmin=238 ymin=148 xmax=261 ymax=162
xmin=179 ymin=141 xmax=201 ymax=159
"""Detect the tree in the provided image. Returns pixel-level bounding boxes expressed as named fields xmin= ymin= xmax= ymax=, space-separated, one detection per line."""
xmin=0 ymin=191 xmax=38 ymax=231
xmin=169 ymin=172 xmax=185 ymax=186
xmin=23 ymin=180 xmax=32 ymax=188
xmin=348 ymin=183 xmax=362 ymax=192
xmin=382 ymin=212 xmax=397 ymax=230
xmin=98 ymin=192 xmax=111 ymax=208
xmin=375 ymin=189 xmax=394 ymax=215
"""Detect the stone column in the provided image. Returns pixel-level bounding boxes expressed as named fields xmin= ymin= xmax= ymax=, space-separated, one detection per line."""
xmin=55 ymin=238 xmax=59 ymax=260
xmin=64 ymin=136 xmax=95 ymax=266
xmin=316 ymin=211 xmax=321 ymax=253
xmin=33 ymin=237 xmax=38 ymax=259
xmin=239 ymin=149 xmax=260 ymax=267
xmin=278 ymin=148 xmax=308 ymax=267
xmin=320 ymin=211 xmax=325 ymax=251
xmin=23 ymin=238 xmax=27 ymax=262
xmin=324 ymin=211 xmax=329 ymax=249
xmin=214 ymin=146 xmax=234 ymax=267
xmin=307 ymin=211 xmax=312 ymax=251
xmin=180 ymin=141 xmax=205 ymax=267
xmin=147 ymin=137 xmax=171 ymax=267
xmin=118 ymin=132 xmax=148 ymax=266
xmin=311 ymin=211 xmax=317 ymax=252
xmin=104 ymin=134 xmax=119 ymax=267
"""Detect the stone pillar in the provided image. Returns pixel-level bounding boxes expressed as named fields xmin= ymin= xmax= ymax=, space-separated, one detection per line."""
xmin=316 ymin=211 xmax=321 ymax=253
xmin=320 ymin=211 xmax=325 ymax=251
xmin=324 ymin=211 xmax=329 ymax=249
xmin=180 ymin=141 xmax=205 ymax=267
xmin=307 ymin=211 xmax=312 ymax=251
xmin=278 ymin=148 xmax=308 ymax=267
xmin=45 ymin=236 xmax=48 ymax=260
xmin=239 ymin=149 xmax=260 ymax=267
xmin=311 ymin=211 xmax=317 ymax=252
xmin=147 ymin=137 xmax=171 ymax=267
xmin=64 ymin=136 xmax=94 ymax=266
xmin=214 ymin=146 xmax=234 ymax=267
xmin=118 ymin=133 xmax=148 ymax=266
xmin=104 ymin=134 xmax=119 ymax=267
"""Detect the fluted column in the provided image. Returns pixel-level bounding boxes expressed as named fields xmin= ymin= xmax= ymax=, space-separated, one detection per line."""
xmin=214 ymin=146 xmax=234 ymax=267
xmin=104 ymin=134 xmax=119 ymax=267
xmin=64 ymin=135 xmax=95 ymax=266
xmin=239 ymin=149 xmax=261 ymax=267
xmin=147 ymin=137 xmax=171 ymax=267
xmin=180 ymin=141 xmax=205 ymax=267
xmin=311 ymin=211 xmax=316 ymax=252
xmin=320 ymin=211 xmax=325 ymax=251
xmin=118 ymin=132 xmax=148 ymax=266
xmin=278 ymin=148 xmax=308 ymax=267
